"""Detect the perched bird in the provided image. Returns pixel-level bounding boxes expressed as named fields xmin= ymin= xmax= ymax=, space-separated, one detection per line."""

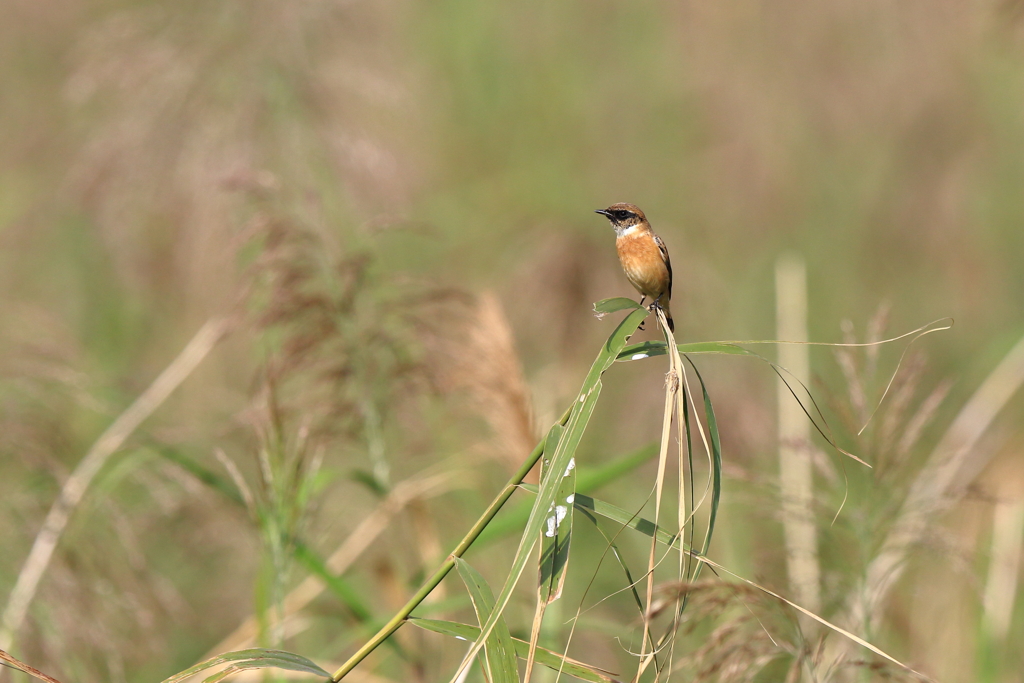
xmin=595 ymin=203 xmax=674 ymax=333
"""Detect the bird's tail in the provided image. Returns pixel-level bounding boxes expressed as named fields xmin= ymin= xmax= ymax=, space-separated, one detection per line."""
xmin=659 ymin=298 xmax=675 ymax=333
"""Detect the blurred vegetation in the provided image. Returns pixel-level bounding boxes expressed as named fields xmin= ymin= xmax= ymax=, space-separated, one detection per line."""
xmin=2 ymin=1 xmax=1024 ymax=682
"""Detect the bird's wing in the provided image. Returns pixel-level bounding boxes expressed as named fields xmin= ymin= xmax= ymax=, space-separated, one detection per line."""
xmin=654 ymin=233 xmax=673 ymax=296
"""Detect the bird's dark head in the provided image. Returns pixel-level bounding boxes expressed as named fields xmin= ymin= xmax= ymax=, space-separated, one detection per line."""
xmin=595 ymin=203 xmax=648 ymax=235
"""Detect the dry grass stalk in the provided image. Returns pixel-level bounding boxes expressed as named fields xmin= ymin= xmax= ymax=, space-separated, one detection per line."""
xmin=635 ymin=305 xmax=720 ymax=681
xmin=0 ymin=648 xmax=64 ymax=683
xmin=775 ymin=253 xmax=820 ymax=617
xmin=0 ymin=317 xmax=231 ymax=652
xmin=633 ymin=307 xmax=683 ymax=682
xmin=981 ymin=497 xmax=1024 ymax=642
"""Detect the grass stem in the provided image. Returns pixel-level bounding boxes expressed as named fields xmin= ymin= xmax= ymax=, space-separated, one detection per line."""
xmin=775 ymin=253 xmax=820 ymax=616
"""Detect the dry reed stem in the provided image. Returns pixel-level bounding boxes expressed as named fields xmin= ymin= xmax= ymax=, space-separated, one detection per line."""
xmin=659 ymin=309 xmax=721 ymax=679
xmin=634 ymin=307 xmax=680 ymax=682
xmin=775 ymin=253 xmax=820 ymax=616
xmin=0 ymin=648 xmax=63 ymax=683
xmin=205 ymin=471 xmax=461 ymax=657
xmin=663 ymin=310 xmax=698 ymax=681
xmin=0 ymin=317 xmax=231 ymax=652
xmin=851 ymin=332 xmax=1024 ymax=633
xmin=982 ymin=498 xmax=1024 ymax=641
xmin=635 ymin=305 xmax=710 ymax=682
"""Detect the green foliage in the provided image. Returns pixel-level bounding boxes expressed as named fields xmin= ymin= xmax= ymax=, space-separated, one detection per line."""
xmin=453 ymin=559 xmax=517 ymax=683
xmin=447 ymin=305 xmax=648 ymax=678
xmin=2 ymin=2 xmax=1021 ymax=681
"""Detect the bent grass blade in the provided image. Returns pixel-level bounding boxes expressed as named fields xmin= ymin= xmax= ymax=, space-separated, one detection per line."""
xmin=159 ymin=649 xmax=329 ymax=683
xmin=685 ymin=359 xmax=722 ymax=577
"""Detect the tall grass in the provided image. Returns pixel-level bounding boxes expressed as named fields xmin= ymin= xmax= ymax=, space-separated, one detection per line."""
xmin=3 ymin=1 xmax=1024 ymax=682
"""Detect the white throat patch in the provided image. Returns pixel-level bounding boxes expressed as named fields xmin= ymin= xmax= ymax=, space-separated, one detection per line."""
xmin=615 ymin=224 xmax=640 ymax=238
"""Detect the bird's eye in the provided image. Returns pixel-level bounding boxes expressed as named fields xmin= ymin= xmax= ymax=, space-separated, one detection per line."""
xmin=616 ymin=210 xmax=633 ymax=220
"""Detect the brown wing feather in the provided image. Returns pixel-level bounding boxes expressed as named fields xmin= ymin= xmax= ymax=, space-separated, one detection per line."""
xmin=653 ymin=233 xmax=672 ymax=299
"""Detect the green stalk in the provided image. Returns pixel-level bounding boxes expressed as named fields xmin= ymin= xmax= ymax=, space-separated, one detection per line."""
xmin=330 ymin=407 xmax=572 ymax=681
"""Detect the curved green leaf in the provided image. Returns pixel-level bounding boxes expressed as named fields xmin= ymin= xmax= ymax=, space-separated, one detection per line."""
xmin=686 ymin=359 xmax=722 ymax=578
xmin=593 ymin=297 xmax=643 ymax=314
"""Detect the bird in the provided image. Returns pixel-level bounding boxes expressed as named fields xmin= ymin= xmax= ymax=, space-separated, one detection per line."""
xmin=595 ymin=203 xmax=674 ymax=333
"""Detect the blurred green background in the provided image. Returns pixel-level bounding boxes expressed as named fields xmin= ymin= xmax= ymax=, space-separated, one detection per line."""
xmin=2 ymin=1 xmax=1024 ymax=681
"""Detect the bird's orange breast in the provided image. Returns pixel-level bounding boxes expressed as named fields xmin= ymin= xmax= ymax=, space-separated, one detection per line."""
xmin=616 ymin=232 xmax=670 ymax=300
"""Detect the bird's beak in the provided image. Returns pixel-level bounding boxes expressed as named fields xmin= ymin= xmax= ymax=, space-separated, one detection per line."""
xmin=594 ymin=209 xmax=612 ymax=217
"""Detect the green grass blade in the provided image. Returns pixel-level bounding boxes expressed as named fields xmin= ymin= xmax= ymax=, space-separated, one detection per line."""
xmin=617 ymin=341 xmax=757 ymax=362
xmin=683 ymin=375 xmax=695 ymax=581
xmin=408 ymin=618 xmax=620 ymax=683
xmin=575 ymin=507 xmax=647 ymax=619
xmin=291 ymin=543 xmax=373 ymax=623
xmin=150 ymin=443 xmax=245 ymax=506
xmin=406 ymin=616 xmax=480 ymax=640
xmin=686 ymin=359 xmax=722 ymax=573
xmin=593 ymin=297 xmax=643 ymax=314
xmin=152 ymin=445 xmax=374 ymax=623
xmin=453 ymin=558 xmax=518 ymax=683
xmin=575 ymin=444 xmax=659 ymax=492
xmin=449 ymin=305 xmax=648 ymax=682
xmin=159 ymin=649 xmax=328 ymax=683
